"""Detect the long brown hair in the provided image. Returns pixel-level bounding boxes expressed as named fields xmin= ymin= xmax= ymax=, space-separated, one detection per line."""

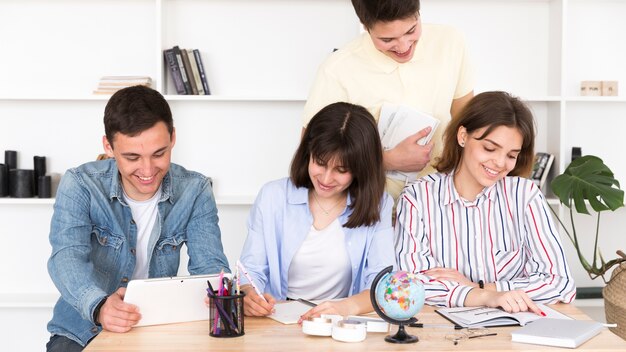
xmin=435 ymin=91 xmax=535 ymax=177
xmin=291 ymin=102 xmax=385 ymax=228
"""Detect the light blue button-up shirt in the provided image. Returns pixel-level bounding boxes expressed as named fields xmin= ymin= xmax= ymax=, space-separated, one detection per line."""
xmin=239 ymin=178 xmax=396 ymax=299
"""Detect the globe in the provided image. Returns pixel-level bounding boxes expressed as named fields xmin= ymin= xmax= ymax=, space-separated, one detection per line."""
xmin=370 ymin=266 xmax=425 ymax=344
xmin=374 ymin=270 xmax=425 ymax=321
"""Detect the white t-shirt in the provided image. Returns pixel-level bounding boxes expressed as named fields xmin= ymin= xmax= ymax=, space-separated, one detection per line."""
xmin=286 ymin=219 xmax=352 ymax=300
xmin=124 ymin=187 xmax=161 ymax=279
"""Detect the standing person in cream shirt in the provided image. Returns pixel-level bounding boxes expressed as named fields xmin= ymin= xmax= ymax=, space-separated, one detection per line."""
xmin=302 ymin=0 xmax=474 ymax=201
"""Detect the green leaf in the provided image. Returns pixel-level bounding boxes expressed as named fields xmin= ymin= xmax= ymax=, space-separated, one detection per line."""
xmin=551 ymin=155 xmax=624 ymax=214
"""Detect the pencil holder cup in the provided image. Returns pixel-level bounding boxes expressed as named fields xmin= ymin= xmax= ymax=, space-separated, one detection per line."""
xmin=208 ymin=292 xmax=245 ymax=338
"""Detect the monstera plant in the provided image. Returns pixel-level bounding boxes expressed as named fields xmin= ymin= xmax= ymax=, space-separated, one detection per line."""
xmin=550 ymin=155 xmax=626 ymax=340
xmin=550 ymin=155 xmax=625 ymax=282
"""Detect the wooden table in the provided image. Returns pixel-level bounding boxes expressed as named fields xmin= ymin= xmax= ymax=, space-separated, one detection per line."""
xmin=85 ymin=304 xmax=626 ymax=351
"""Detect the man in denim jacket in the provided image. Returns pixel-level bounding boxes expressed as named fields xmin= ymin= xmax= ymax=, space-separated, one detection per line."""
xmin=46 ymin=86 xmax=229 ymax=351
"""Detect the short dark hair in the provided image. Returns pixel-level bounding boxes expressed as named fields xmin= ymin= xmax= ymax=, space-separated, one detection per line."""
xmin=351 ymin=0 xmax=420 ymax=29
xmin=435 ymin=91 xmax=536 ymax=177
xmin=290 ymin=102 xmax=385 ymax=228
xmin=103 ymin=86 xmax=173 ymax=146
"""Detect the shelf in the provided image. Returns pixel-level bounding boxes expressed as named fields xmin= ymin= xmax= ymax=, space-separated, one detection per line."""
xmin=0 ymin=196 xmax=255 ymax=206
xmin=564 ymin=97 xmax=626 ymax=103
xmin=0 ymin=95 xmax=306 ymax=103
xmin=163 ymin=95 xmax=306 ymax=102
xmin=0 ymin=198 xmax=55 ymax=205
xmin=0 ymin=293 xmax=59 ymax=308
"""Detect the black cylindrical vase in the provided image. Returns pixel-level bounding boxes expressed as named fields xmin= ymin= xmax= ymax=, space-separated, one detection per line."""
xmin=9 ymin=169 xmax=34 ymax=198
xmin=0 ymin=164 xmax=8 ymax=197
xmin=4 ymin=150 xmax=17 ymax=170
xmin=33 ymin=156 xmax=47 ymax=195
xmin=38 ymin=175 xmax=52 ymax=198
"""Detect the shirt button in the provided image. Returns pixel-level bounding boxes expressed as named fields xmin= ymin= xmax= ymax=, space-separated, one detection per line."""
xmin=91 ymin=327 xmax=98 ymax=333
xmin=130 ymin=248 xmax=136 ymax=255
xmin=102 ymin=237 xmax=107 ymax=245
xmin=130 ymin=219 xmax=136 ymax=225
xmin=121 ymin=277 xmax=129 ymax=283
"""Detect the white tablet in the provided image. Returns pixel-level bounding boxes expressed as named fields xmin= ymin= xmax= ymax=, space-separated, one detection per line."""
xmin=124 ymin=273 xmax=231 ymax=327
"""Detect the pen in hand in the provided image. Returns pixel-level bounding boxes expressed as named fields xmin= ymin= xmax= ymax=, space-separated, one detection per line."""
xmin=236 ymin=260 xmax=268 ymax=303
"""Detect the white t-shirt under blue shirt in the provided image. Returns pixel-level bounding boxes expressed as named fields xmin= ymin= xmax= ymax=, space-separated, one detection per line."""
xmin=286 ymin=218 xmax=352 ymax=300
xmin=124 ymin=187 xmax=161 ymax=280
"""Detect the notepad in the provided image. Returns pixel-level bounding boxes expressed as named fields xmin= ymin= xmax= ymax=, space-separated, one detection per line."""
xmin=511 ymin=318 xmax=604 ymax=348
xmin=268 ymin=300 xmax=312 ymax=324
xmin=436 ymin=304 xmax=571 ymax=328
xmin=378 ymin=103 xmax=440 ymax=182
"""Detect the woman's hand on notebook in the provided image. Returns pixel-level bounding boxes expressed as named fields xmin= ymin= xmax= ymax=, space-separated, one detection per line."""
xmin=98 ymin=287 xmax=142 ymax=333
xmin=241 ymin=285 xmax=275 ymax=316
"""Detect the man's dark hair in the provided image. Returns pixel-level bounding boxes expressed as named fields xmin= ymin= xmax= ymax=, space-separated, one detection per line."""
xmin=351 ymin=0 xmax=420 ymax=29
xmin=104 ymin=85 xmax=173 ymax=146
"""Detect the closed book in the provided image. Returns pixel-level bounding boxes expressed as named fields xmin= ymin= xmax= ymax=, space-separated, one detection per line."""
xmin=164 ymin=48 xmax=186 ymax=95
xmin=193 ymin=49 xmax=211 ymax=95
xmin=172 ymin=46 xmax=192 ymax=94
xmin=180 ymin=48 xmax=198 ymax=95
xmin=511 ymin=318 xmax=604 ymax=348
xmin=186 ymin=49 xmax=204 ymax=95
xmin=378 ymin=103 xmax=440 ymax=182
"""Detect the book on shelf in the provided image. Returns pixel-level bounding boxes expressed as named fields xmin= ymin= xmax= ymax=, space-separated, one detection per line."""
xmin=93 ymin=76 xmax=152 ymax=95
xmin=186 ymin=49 xmax=205 ymax=95
xmin=531 ymin=152 xmax=555 ymax=189
xmin=172 ymin=46 xmax=192 ymax=94
xmin=164 ymin=48 xmax=186 ymax=95
xmin=436 ymin=304 xmax=570 ymax=328
xmin=511 ymin=318 xmax=604 ymax=348
xmin=180 ymin=48 xmax=198 ymax=95
xmin=378 ymin=103 xmax=439 ymax=182
xmin=193 ymin=49 xmax=211 ymax=95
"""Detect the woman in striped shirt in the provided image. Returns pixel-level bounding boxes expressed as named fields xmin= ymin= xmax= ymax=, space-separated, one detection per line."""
xmin=395 ymin=91 xmax=576 ymax=314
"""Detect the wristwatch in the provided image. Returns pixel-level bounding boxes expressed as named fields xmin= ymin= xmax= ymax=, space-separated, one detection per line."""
xmin=93 ymin=296 xmax=108 ymax=326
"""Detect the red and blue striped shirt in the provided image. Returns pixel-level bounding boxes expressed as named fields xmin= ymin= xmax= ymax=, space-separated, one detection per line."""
xmin=395 ymin=172 xmax=576 ymax=307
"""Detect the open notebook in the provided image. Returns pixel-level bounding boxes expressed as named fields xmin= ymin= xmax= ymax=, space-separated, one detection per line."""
xmin=436 ymin=304 xmax=570 ymax=328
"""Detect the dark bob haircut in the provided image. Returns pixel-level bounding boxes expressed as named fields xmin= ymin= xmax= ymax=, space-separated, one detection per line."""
xmin=290 ymin=102 xmax=385 ymax=228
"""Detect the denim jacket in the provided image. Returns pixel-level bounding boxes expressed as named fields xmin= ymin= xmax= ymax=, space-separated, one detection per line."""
xmin=47 ymin=159 xmax=229 ymax=346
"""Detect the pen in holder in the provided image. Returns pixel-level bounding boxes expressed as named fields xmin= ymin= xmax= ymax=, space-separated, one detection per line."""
xmin=207 ymin=289 xmax=245 ymax=338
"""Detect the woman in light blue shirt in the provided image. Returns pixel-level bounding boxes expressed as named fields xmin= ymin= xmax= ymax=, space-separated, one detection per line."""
xmin=239 ymin=102 xmax=396 ymax=319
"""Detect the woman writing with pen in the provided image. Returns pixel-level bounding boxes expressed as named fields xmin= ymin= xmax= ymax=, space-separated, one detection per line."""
xmin=236 ymin=102 xmax=396 ymax=320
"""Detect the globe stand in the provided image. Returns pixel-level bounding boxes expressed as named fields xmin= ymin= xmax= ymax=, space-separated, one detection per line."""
xmin=370 ymin=265 xmax=420 ymax=344
xmin=385 ymin=323 xmax=418 ymax=344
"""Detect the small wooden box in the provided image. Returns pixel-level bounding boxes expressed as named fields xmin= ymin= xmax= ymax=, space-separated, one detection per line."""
xmin=602 ymin=81 xmax=618 ymax=96
xmin=581 ymin=81 xmax=602 ymax=96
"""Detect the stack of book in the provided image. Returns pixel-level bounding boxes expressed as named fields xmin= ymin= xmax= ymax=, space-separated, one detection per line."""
xmin=93 ymin=76 xmax=152 ymax=95
xmin=163 ymin=46 xmax=211 ymax=95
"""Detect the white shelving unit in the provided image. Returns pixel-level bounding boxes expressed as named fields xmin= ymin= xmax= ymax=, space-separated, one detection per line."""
xmin=1 ymin=1 xmax=624 ymax=350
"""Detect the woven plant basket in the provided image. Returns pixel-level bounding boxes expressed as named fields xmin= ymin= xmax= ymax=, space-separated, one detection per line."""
xmin=603 ymin=261 xmax=626 ymax=340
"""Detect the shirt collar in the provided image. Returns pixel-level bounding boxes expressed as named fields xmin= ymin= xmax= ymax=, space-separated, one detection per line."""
xmin=109 ymin=163 xmax=173 ymax=204
xmin=442 ymin=171 xmax=498 ymax=207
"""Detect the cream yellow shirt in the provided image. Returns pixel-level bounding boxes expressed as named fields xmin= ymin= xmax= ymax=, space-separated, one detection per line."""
xmin=302 ymin=24 xmax=474 ymax=200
